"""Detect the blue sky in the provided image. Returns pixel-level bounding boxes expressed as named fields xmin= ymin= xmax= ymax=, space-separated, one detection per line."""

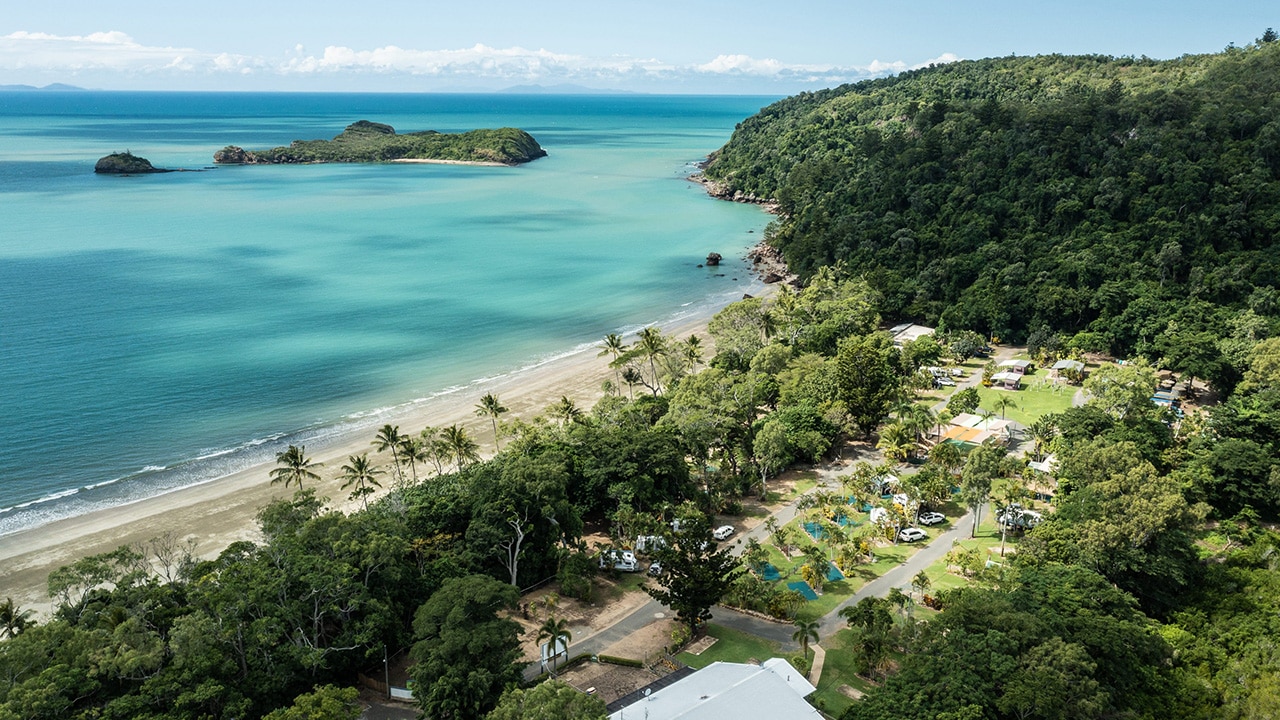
xmin=1 ymin=1 xmax=1272 ymax=93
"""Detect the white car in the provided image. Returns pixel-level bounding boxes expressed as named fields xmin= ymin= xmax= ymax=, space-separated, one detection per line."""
xmin=713 ymin=525 xmax=735 ymax=541
xmin=898 ymin=527 xmax=928 ymax=543
xmin=918 ymin=512 xmax=946 ymax=526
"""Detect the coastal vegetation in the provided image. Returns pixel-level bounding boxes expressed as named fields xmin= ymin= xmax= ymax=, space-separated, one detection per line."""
xmin=213 ymin=120 xmax=547 ymax=165
xmin=4 ymin=34 xmax=1280 ymax=720
xmin=704 ymin=34 xmax=1280 ymax=390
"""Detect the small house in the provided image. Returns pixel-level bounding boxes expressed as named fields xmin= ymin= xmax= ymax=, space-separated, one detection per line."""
xmin=997 ymin=359 xmax=1033 ymax=375
xmin=990 ymin=371 xmax=1023 ymax=390
xmin=1050 ymin=358 xmax=1085 ymax=381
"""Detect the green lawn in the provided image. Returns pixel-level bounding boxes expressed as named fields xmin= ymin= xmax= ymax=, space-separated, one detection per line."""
xmin=677 ymin=624 xmax=781 ymax=669
xmin=808 ymin=628 xmax=880 ymax=717
xmin=975 ymin=377 xmax=1075 ymax=424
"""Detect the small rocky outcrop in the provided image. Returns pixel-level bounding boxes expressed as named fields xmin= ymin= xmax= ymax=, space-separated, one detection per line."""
xmin=213 ymin=145 xmax=259 ymax=164
xmin=706 ymin=252 xmax=722 ymax=266
xmin=94 ymin=152 xmax=169 ymax=174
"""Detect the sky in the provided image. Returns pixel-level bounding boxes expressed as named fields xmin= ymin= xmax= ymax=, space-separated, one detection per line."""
xmin=0 ymin=1 xmax=1273 ymax=94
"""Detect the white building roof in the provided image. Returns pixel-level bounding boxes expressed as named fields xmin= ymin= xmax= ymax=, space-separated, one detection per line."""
xmin=1051 ymin=359 xmax=1085 ymax=371
xmin=991 ymin=371 xmax=1023 ymax=383
xmin=610 ymin=659 xmax=820 ymax=720
xmin=998 ymin=359 xmax=1033 ymax=369
xmin=889 ymin=323 xmax=935 ymax=346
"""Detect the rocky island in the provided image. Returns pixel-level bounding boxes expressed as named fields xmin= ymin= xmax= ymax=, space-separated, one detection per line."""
xmin=214 ymin=121 xmax=547 ymax=166
xmin=94 ymin=152 xmax=172 ymax=174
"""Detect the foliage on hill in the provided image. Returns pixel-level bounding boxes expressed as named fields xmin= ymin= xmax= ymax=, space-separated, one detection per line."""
xmin=705 ymin=38 xmax=1280 ymax=375
xmin=214 ymin=120 xmax=548 ymax=165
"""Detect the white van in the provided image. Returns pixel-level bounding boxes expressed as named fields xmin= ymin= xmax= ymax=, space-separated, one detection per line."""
xmin=599 ymin=549 xmax=640 ymax=572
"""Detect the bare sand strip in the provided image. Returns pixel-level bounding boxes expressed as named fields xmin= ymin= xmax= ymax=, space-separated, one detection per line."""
xmin=0 ymin=297 xmax=756 ymax=615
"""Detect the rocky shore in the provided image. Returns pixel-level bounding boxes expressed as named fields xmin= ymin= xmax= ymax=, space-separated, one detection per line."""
xmin=689 ymin=170 xmax=796 ymax=287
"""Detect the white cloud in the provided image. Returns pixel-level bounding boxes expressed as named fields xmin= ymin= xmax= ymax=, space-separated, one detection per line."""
xmin=0 ymin=30 xmax=958 ymax=90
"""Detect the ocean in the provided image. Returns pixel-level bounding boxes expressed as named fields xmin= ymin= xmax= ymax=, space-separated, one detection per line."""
xmin=0 ymin=92 xmax=777 ymax=537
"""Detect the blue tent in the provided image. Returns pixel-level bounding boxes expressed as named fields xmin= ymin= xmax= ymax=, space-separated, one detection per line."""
xmin=803 ymin=521 xmax=824 ymax=540
xmin=826 ymin=562 xmax=845 ymax=582
xmin=787 ymin=581 xmax=819 ymax=601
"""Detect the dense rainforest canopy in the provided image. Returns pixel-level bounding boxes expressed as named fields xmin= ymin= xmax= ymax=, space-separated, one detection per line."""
xmin=705 ymin=38 xmax=1280 ymax=380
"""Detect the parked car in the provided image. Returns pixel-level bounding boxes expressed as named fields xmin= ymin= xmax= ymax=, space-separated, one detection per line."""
xmin=935 ymin=377 xmax=956 ymax=387
xmin=599 ymin=549 xmax=640 ymax=572
xmin=713 ymin=525 xmax=735 ymax=541
xmin=898 ymin=527 xmax=928 ymax=543
xmin=647 ymin=561 xmax=663 ymax=576
xmin=918 ymin=511 xmax=946 ymax=526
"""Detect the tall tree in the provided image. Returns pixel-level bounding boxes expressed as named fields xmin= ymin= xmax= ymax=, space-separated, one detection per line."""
xmin=443 ymin=424 xmax=480 ymax=472
xmin=834 ymin=333 xmax=901 ymax=438
xmin=338 ymin=453 xmax=383 ymax=510
xmin=792 ymin=618 xmax=820 ymax=661
xmin=597 ymin=333 xmax=629 ymax=392
xmin=646 ymin=516 xmax=744 ymax=638
xmin=372 ymin=424 xmax=405 ymax=485
xmin=636 ymin=326 xmax=668 ymax=395
xmin=269 ymin=444 xmax=323 ymax=491
xmin=410 ymin=575 xmax=524 ymax=720
xmin=475 ymin=392 xmax=509 ymax=452
xmin=537 ymin=616 xmax=572 ymax=674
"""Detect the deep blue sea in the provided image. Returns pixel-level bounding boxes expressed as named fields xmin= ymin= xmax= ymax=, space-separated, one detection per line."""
xmin=0 ymin=92 xmax=776 ymax=537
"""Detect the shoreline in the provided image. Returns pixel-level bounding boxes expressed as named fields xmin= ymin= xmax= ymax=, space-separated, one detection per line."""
xmin=0 ymin=282 xmax=770 ymax=616
xmin=388 ymin=158 xmax=510 ymax=167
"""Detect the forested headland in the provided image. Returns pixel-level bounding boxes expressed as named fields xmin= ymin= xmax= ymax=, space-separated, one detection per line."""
xmin=214 ymin=121 xmax=547 ymax=165
xmin=4 ymin=34 xmax=1280 ymax=720
xmin=705 ymin=35 xmax=1280 ymax=394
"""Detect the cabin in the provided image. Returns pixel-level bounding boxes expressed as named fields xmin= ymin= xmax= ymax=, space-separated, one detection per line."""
xmin=990 ymin=371 xmax=1023 ymax=390
xmin=997 ymin=359 xmax=1033 ymax=375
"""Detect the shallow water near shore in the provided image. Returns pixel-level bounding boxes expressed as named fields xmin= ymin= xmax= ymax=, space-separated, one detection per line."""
xmin=0 ymin=92 xmax=777 ymax=536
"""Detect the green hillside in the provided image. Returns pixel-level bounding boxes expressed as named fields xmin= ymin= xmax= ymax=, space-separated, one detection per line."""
xmin=706 ymin=40 xmax=1280 ymax=372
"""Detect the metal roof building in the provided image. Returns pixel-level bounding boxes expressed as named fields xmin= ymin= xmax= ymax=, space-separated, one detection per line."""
xmin=608 ymin=658 xmax=821 ymax=720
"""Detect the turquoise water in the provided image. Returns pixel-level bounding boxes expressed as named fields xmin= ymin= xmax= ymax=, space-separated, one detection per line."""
xmin=0 ymin=92 xmax=776 ymax=536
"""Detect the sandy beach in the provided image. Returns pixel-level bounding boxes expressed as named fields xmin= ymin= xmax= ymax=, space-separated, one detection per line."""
xmin=0 ymin=299 xmax=754 ymax=616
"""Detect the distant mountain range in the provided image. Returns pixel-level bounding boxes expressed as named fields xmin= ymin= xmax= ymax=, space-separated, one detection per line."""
xmin=0 ymin=83 xmax=86 ymax=91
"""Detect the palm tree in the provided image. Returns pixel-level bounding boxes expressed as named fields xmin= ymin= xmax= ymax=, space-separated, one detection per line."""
xmin=537 ymin=616 xmax=572 ymax=675
xmin=636 ymin=326 xmax=667 ymax=395
xmin=620 ymin=366 xmax=643 ymax=400
xmin=792 ymin=618 xmax=820 ymax=661
xmin=911 ymin=570 xmax=932 ymax=601
xmin=877 ymin=422 xmax=915 ymax=463
xmin=683 ymin=334 xmax=704 ymax=369
xmin=0 ymin=597 xmax=33 ymax=639
xmin=475 ymin=393 xmax=508 ymax=451
xmin=372 ymin=425 xmax=405 ymax=484
xmin=339 ymin=453 xmax=384 ymax=510
xmin=928 ymin=441 xmax=962 ymax=479
xmin=269 ymin=445 xmax=322 ymax=491
xmin=550 ymin=395 xmax=583 ymax=426
xmin=990 ymin=394 xmax=1019 ymax=420
xmin=443 ymin=424 xmax=480 ymax=472
xmin=597 ymin=333 xmax=629 ymax=392
xmin=399 ymin=435 xmax=420 ymax=483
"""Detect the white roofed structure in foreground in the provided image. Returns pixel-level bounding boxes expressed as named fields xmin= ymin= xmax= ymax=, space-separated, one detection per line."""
xmin=608 ymin=658 xmax=820 ymax=720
